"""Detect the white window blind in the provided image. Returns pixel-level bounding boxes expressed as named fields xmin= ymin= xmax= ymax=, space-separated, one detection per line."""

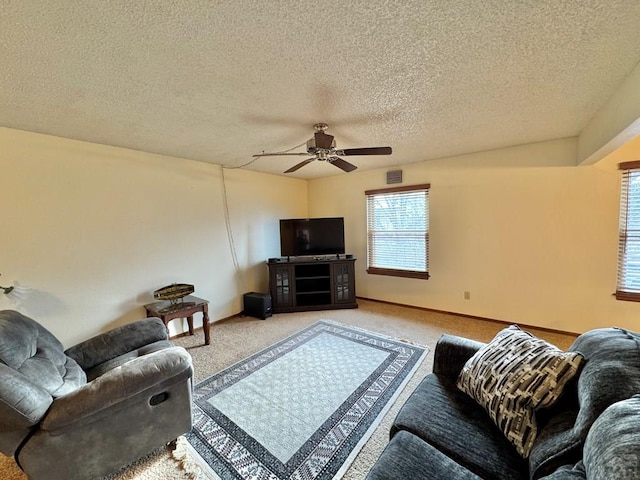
xmin=365 ymin=184 xmax=430 ymax=279
xmin=617 ymin=161 xmax=640 ymax=301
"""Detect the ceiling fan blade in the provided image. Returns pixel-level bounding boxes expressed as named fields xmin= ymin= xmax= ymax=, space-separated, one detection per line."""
xmin=314 ymin=131 xmax=335 ymax=150
xmin=340 ymin=146 xmax=392 ymax=156
xmin=284 ymin=158 xmax=315 ymax=173
xmin=329 ymin=157 xmax=358 ymax=172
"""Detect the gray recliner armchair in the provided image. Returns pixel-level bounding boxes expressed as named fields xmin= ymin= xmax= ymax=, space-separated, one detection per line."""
xmin=0 ymin=309 xmax=193 ymax=480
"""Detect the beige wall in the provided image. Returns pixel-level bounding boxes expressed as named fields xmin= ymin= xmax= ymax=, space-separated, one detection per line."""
xmin=593 ymin=134 xmax=640 ymax=172
xmin=0 ymin=128 xmax=307 ymax=345
xmin=309 ymin=137 xmax=640 ymax=334
xmin=3 ymin=126 xmax=639 ymax=341
xmin=578 ymin=61 xmax=640 ymax=165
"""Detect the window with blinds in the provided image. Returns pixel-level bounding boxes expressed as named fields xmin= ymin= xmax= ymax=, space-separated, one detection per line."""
xmin=616 ymin=161 xmax=640 ymax=301
xmin=365 ymin=184 xmax=430 ymax=279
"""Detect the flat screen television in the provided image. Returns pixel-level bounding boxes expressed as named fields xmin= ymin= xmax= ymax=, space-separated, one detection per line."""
xmin=280 ymin=217 xmax=345 ymax=257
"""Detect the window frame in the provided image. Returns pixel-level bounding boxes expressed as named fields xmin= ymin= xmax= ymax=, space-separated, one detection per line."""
xmin=365 ymin=183 xmax=430 ymax=280
xmin=616 ymin=160 xmax=640 ymax=302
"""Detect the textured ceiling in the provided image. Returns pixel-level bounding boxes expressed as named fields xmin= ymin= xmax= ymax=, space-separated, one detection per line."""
xmin=2 ymin=1 xmax=640 ymax=179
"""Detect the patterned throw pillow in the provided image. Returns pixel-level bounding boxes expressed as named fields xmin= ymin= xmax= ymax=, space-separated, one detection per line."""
xmin=456 ymin=325 xmax=584 ymax=458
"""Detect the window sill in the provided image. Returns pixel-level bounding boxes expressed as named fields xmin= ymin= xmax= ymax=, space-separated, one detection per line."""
xmin=615 ymin=291 xmax=640 ymax=302
xmin=367 ymin=267 xmax=430 ymax=280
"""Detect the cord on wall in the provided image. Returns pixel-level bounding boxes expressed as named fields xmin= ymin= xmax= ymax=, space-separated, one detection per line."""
xmin=219 ymin=165 xmax=248 ymax=292
xmin=219 ymin=140 xmax=308 ymax=293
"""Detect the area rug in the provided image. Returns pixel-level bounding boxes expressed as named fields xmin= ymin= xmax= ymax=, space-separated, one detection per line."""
xmin=173 ymin=320 xmax=427 ymax=480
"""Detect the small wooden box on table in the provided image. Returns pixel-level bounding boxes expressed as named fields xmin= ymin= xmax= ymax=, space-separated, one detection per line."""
xmin=144 ymin=295 xmax=210 ymax=345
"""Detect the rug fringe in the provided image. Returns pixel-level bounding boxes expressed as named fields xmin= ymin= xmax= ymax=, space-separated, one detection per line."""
xmin=172 ymin=436 xmax=212 ymax=480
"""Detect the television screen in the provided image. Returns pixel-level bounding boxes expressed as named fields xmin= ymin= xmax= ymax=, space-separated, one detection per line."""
xmin=280 ymin=218 xmax=345 ymax=256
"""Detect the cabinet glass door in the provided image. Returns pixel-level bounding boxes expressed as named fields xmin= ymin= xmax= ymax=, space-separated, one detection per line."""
xmin=275 ymin=267 xmax=291 ymax=306
xmin=333 ymin=263 xmax=352 ymax=303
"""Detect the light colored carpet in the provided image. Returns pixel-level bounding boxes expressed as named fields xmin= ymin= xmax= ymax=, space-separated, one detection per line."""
xmin=0 ymin=299 xmax=576 ymax=479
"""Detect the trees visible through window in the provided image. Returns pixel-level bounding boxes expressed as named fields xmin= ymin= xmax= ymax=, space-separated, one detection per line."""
xmin=616 ymin=161 xmax=640 ymax=301
xmin=365 ymin=184 xmax=430 ymax=279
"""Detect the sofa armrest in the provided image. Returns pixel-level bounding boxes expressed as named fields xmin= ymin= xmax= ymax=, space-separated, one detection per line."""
xmin=42 ymin=346 xmax=192 ymax=432
xmin=64 ymin=317 xmax=168 ymax=370
xmin=432 ymin=334 xmax=485 ymax=382
xmin=0 ymin=364 xmax=52 ymax=429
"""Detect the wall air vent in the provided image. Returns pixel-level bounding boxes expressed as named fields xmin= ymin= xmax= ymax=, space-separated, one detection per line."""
xmin=386 ymin=169 xmax=403 ymax=184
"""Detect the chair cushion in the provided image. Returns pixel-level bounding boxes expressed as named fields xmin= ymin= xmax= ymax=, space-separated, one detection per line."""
xmin=456 ymin=325 xmax=583 ymax=457
xmin=0 ymin=310 xmax=86 ymax=398
xmin=537 ymin=463 xmax=587 ymax=479
xmin=84 ymin=339 xmax=174 ymax=381
xmin=392 ymin=374 xmax=528 ymax=480
xmin=64 ymin=317 xmax=169 ymax=371
xmin=367 ymin=430 xmax=482 ymax=480
xmin=583 ymin=395 xmax=640 ymax=479
xmin=530 ymin=327 xmax=640 ymax=478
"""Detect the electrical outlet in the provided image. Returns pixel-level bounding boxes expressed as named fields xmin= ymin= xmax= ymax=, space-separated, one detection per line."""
xmin=464 ymin=291 xmax=471 ymax=300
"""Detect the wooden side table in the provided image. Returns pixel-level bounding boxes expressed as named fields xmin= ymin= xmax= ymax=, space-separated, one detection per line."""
xmin=144 ymin=295 xmax=210 ymax=345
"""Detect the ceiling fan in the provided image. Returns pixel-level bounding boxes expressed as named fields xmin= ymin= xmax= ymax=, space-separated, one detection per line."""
xmin=252 ymin=123 xmax=392 ymax=173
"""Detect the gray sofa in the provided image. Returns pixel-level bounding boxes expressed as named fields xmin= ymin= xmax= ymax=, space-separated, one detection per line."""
xmin=367 ymin=327 xmax=640 ymax=479
xmin=0 ymin=309 xmax=194 ymax=480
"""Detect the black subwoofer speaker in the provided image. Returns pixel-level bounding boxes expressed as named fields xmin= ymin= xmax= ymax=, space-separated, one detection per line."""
xmin=242 ymin=292 xmax=272 ymax=320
